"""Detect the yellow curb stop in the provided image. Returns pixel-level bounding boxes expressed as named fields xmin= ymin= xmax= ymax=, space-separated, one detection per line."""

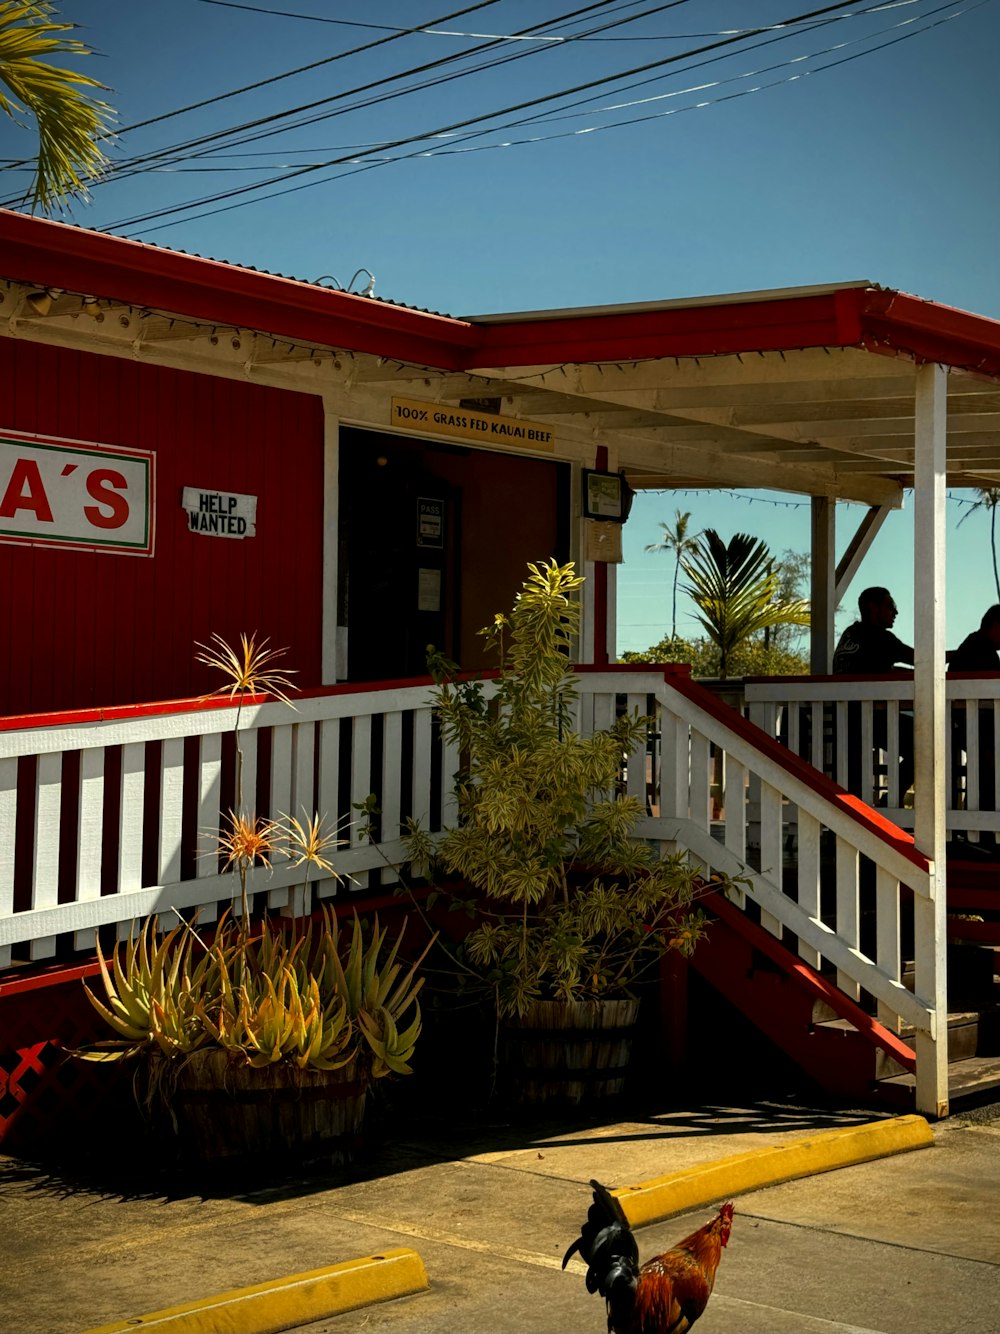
xmin=82 ymin=1246 xmax=428 ymax=1334
xmin=614 ymin=1114 xmax=933 ymax=1227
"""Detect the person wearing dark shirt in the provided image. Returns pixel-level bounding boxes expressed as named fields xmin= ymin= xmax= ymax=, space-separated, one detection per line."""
xmin=951 ymin=604 xmax=1000 ymax=672
xmin=833 ymin=587 xmax=914 ymax=802
xmin=832 ymin=587 xmax=914 ymax=674
xmin=949 ymin=605 xmax=1000 ymax=834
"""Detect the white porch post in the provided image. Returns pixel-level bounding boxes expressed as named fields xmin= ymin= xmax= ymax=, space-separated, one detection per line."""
xmin=810 ymin=496 xmax=836 ymax=673
xmin=912 ymin=360 xmax=949 ymax=1119
xmin=321 ymin=399 xmax=341 ymax=683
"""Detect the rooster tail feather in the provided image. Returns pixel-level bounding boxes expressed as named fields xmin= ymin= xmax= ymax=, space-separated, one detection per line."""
xmin=589 ymin=1178 xmax=630 ymax=1226
xmin=561 ymin=1235 xmax=583 ymax=1269
xmin=564 ymin=1180 xmax=640 ymax=1324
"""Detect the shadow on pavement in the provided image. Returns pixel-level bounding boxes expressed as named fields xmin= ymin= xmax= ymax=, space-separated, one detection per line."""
xmin=0 ymin=1090 xmax=887 ymax=1211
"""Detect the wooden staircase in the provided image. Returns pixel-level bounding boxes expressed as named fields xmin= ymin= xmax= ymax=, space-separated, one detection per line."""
xmin=685 ymin=871 xmax=1000 ymax=1112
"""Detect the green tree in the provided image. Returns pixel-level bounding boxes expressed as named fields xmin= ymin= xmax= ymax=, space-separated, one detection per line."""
xmin=0 ymin=1 xmax=113 ymax=212
xmin=766 ymin=548 xmax=811 ymax=654
xmin=645 ymin=509 xmax=701 ymax=640
xmin=958 ymin=487 xmax=1000 ymax=601
xmin=620 ymin=633 xmax=809 ymax=678
xmin=681 ymin=530 xmax=810 ymax=678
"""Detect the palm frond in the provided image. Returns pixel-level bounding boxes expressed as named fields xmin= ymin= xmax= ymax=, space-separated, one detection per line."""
xmin=0 ymin=1 xmax=114 ymax=211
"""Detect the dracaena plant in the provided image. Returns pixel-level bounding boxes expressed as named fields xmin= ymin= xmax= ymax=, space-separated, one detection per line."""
xmin=400 ymin=559 xmax=723 ymax=1020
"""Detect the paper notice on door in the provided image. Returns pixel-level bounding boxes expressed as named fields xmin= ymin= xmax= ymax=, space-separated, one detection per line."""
xmin=418 ymin=567 xmax=442 ymax=611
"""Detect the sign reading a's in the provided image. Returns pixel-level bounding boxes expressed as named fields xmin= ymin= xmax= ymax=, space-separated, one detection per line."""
xmin=182 ymin=487 xmax=257 ymax=539
xmin=0 ymin=429 xmax=154 ymax=555
xmin=391 ymin=397 xmax=555 ymax=452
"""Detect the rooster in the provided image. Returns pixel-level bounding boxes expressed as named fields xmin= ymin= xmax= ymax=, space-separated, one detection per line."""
xmin=562 ymin=1180 xmax=734 ymax=1334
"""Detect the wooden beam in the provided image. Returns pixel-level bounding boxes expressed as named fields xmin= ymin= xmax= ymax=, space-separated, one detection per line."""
xmin=834 ymin=504 xmax=892 ymax=605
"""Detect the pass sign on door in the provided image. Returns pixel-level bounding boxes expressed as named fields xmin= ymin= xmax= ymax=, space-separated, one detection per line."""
xmin=0 ymin=429 xmax=154 ymax=555
xmin=417 ymin=496 xmax=444 ymax=549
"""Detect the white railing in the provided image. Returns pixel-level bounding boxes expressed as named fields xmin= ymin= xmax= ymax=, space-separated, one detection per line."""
xmin=0 ymin=680 xmax=479 ymax=966
xmin=575 ymin=668 xmax=939 ymax=1117
xmin=744 ymin=674 xmax=1000 ymax=843
xmin=0 ymin=666 xmax=944 ymax=1114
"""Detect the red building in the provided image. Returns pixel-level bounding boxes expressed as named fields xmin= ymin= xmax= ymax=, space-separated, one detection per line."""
xmin=4 ymin=209 xmax=1000 ymax=1124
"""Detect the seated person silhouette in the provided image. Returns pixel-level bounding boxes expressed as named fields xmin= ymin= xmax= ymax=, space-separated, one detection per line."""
xmin=833 ymin=587 xmax=914 ymax=803
xmin=949 ymin=605 xmax=1000 ymax=825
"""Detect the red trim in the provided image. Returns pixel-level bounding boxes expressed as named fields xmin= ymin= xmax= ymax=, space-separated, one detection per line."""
xmin=665 ymin=671 xmax=931 ymax=874
xmin=860 ymin=290 xmax=1000 ymax=380
xmin=0 ymin=665 xmax=702 ymax=731
xmin=0 ymin=210 xmax=478 ymax=370
xmin=4 ymin=213 xmax=1000 ymax=379
xmin=472 ymin=291 xmax=859 ymax=366
xmin=702 ymin=888 xmax=917 ymax=1072
xmin=0 ymin=959 xmax=100 ymax=996
xmin=0 ymin=670 xmax=505 ymax=731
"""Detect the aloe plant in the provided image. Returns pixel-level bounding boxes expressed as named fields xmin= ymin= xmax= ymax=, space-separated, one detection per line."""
xmin=77 ymin=633 xmax=433 ymax=1090
xmin=81 ymin=917 xmax=219 ymax=1060
xmin=79 ymin=907 xmax=433 ymax=1083
xmin=318 ymin=909 xmax=431 ymax=1078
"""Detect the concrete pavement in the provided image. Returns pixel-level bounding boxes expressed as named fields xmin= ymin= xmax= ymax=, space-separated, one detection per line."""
xmin=2 ymin=1098 xmax=999 ymax=1334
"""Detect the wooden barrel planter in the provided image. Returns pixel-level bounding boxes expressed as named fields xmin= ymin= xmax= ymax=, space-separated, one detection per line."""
xmin=167 ymin=1050 xmax=367 ymax=1168
xmin=500 ymin=998 xmax=639 ymax=1108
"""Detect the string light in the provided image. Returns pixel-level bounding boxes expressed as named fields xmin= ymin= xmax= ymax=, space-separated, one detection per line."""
xmin=639 ymin=488 xmax=989 ymax=511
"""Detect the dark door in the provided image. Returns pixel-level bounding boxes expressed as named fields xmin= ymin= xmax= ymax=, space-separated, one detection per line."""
xmin=339 ymin=431 xmax=460 ymax=681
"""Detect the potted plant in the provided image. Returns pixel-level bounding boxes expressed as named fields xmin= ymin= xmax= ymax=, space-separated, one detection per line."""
xmin=75 ymin=635 xmax=433 ymax=1167
xmin=402 ymin=560 xmax=718 ymax=1108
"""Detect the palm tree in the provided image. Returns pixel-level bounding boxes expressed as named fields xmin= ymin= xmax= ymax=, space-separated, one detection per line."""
xmin=645 ymin=509 xmax=702 ymax=640
xmin=958 ymin=487 xmax=1000 ymax=601
xmin=681 ymin=530 xmax=811 ymax=678
xmin=0 ymin=1 xmax=113 ymax=213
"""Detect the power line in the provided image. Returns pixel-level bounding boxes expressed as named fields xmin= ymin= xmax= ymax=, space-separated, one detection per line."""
xmin=189 ymin=0 xmax=865 ymax=42
xmin=122 ymin=0 xmax=971 ymax=236
xmin=89 ymin=1 xmax=932 ymax=176
xmin=0 ymin=0 xmax=504 ymax=192
xmin=103 ymin=0 xmax=866 ymax=233
xmin=422 ymin=0 xmax=984 ymax=153
xmin=1 ymin=0 xmax=656 ymax=207
xmin=46 ymin=0 xmax=930 ymax=180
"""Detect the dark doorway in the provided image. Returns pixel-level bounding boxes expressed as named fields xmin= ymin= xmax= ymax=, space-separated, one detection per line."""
xmin=339 ymin=427 xmax=569 ymax=682
xmin=339 ymin=430 xmax=461 ymax=681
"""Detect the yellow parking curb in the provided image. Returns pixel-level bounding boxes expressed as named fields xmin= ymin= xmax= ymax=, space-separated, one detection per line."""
xmin=614 ymin=1115 xmax=933 ymax=1227
xmin=82 ymin=1246 xmax=429 ymax=1334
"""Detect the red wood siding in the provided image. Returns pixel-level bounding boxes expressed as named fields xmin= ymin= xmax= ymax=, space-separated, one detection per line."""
xmin=0 ymin=339 xmax=324 ymax=715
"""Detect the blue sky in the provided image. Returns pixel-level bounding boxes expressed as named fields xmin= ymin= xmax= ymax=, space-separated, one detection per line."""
xmin=3 ymin=0 xmax=999 ymax=651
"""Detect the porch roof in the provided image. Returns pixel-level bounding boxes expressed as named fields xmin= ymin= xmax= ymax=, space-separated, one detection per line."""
xmin=3 ymin=209 xmax=1000 ymax=507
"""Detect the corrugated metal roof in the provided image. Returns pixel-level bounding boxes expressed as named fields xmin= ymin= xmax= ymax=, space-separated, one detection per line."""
xmin=7 ymin=210 xmax=458 ymax=319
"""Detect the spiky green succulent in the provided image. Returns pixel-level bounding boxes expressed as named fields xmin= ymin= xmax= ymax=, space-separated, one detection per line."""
xmin=79 ymin=908 xmax=433 ymax=1082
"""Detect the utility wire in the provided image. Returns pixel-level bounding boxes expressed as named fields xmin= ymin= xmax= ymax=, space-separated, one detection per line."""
xmin=112 ymin=2 xmax=677 ymax=168
xmin=0 ymin=0 xmax=502 ymax=185
xmin=92 ymin=0 xmax=928 ymax=175
xmin=0 ymin=0 xmax=658 ymax=205
xmin=469 ymin=0 xmax=946 ymax=127
xmin=142 ymin=2 xmax=689 ymax=170
xmin=189 ymin=0 xmax=867 ymax=41
xmin=103 ymin=0 xmax=865 ymax=232
xmin=121 ymin=0 xmax=978 ymax=236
